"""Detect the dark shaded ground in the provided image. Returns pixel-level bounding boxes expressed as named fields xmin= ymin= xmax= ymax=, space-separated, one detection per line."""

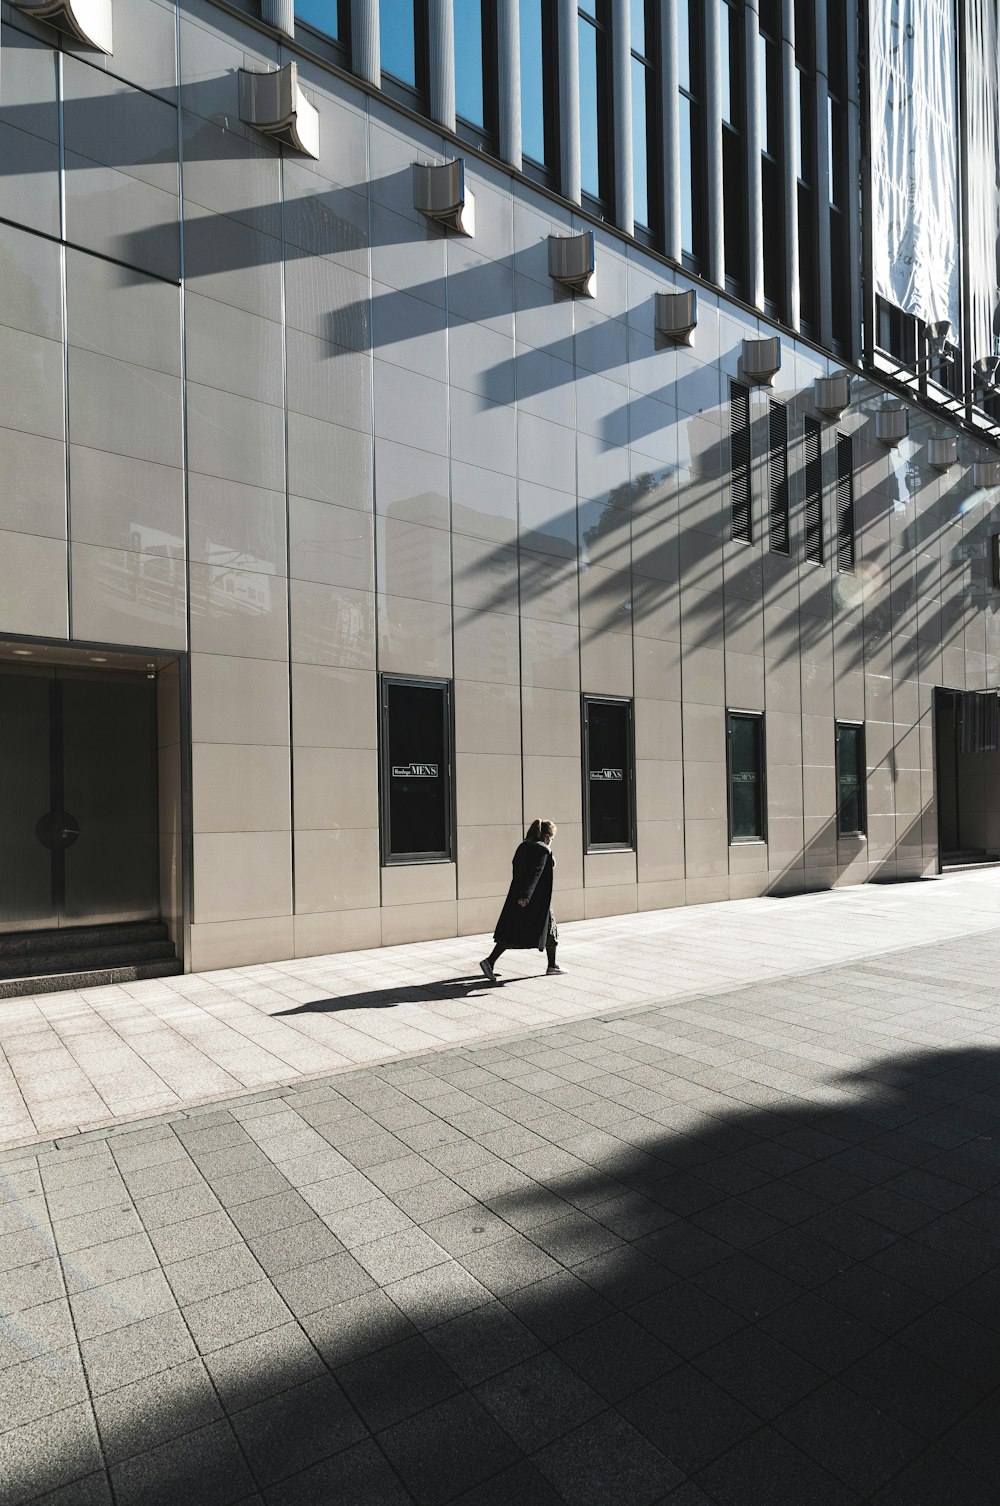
xmin=2 ymin=929 xmax=1000 ymax=1505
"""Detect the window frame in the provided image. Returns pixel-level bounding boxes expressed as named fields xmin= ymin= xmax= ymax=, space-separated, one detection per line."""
xmin=835 ymin=720 xmax=866 ymax=838
xmin=726 ymin=709 xmax=767 ymax=844
xmin=582 ymin=694 xmax=637 ymax=853
xmin=629 ymin=0 xmax=659 ymax=240
xmin=378 ymin=673 xmax=455 ymax=865
xmin=577 ymin=0 xmax=614 ymax=212
xmin=677 ymin=0 xmax=707 ymax=269
xmin=520 ymin=0 xmax=560 ymax=180
xmin=378 ymin=0 xmax=430 ymax=107
xmin=294 ymin=0 xmax=350 ymax=51
xmin=454 ymin=0 xmax=499 ymax=146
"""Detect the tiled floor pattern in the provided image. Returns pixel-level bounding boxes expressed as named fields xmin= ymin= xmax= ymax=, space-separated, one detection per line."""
xmin=4 ymin=870 xmax=1000 ymax=1148
xmin=1 ymin=919 xmax=1000 ymax=1503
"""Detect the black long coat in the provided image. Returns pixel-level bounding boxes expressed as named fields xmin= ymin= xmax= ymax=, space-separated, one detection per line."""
xmin=493 ymin=841 xmax=554 ymax=950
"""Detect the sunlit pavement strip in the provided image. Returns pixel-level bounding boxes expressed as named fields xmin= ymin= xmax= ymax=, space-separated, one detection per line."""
xmin=3 ymin=872 xmax=1000 ymax=1150
xmin=2 ymin=905 xmax=1000 ymax=1503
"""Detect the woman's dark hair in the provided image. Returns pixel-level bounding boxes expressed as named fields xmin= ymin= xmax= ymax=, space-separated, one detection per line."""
xmin=525 ymin=819 xmax=557 ymax=843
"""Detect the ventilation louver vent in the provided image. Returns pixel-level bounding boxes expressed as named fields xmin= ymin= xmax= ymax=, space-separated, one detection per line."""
xmin=768 ymin=401 xmax=789 ymax=555
xmin=836 ymin=433 xmax=855 ymax=572
xmin=413 ymin=159 xmax=476 ymax=236
xmin=804 ymin=416 xmax=823 ymax=564
xmin=239 ymin=64 xmax=319 ymax=157
xmin=654 ymin=289 xmax=698 ymax=345
xmin=731 ymin=381 xmax=752 ymax=544
xmin=548 ymin=232 xmax=596 ymax=297
xmin=740 ymin=336 xmax=781 ymax=387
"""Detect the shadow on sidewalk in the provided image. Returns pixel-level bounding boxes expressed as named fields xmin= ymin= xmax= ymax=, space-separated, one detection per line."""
xmin=8 ymin=1038 xmax=1000 ymax=1504
xmin=274 ymin=977 xmax=507 ymax=1013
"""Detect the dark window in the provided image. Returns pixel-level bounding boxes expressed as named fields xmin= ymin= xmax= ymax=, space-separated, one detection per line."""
xmin=758 ymin=0 xmax=785 ymax=316
xmin=380 ymin=0 xmax=427 ymax=91
xmin=380 ymin=676 xmax=453 ymax=862
xmin=768 ymin=401 xmax=789 ymax=554
xmin=836 ymin=432 xmax=855 ymax=572
xmin=795 ymin=1 xmax=818 ymax=332
xmin=295 ymin=0 xmax=347 ymax=40
xmin=579 ymin=0 xmax=612 ymax=206
xmin=519 ymin=0 xmax=557 ymax=169
xmin=835 ymin=722 xmax=865 ymax=836
xmin=583 ymin=697 xmax=635 ymax=849
xmin=804 ymin=415 xmax=823 ymax=563
xmin=677 ymin=0 xmax=706 ymax=265
xmin=631 ymin=0 xmax=657 ymax=233
xmin=728 ymin=712 xmax=765 ymax=841
xmin=731 ymin=380 xmax=752 ymax=543
xmin=876 ymin=297 xmax=917 ymax=368
xmin=721 ymin=0 xmax=748 ymax=295
xmin=455 ymin=0 xmax=496 ymax=133
xmin=826 ymin=0 xmax=851 ymax=351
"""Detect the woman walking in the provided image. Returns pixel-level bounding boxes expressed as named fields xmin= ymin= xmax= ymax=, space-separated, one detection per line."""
xmin=480 ymin=820 xmax=563 ymax=981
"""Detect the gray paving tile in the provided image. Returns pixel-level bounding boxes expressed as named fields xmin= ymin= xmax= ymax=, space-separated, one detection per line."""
xmin=335 ymin=1332 xmax=462 ymax=1431
xmin=260 ymin=1436 xmax=413 ymax=1506
xmin=92 ymin=1356 xmax=222 ymax=1463
xmin=230 ymin=1373 xmax=367 ymax=1487
xmin=474 ymin=1351 xmax=604 ymax=1451
xmin=110 ymin=1417 xmax=254 ymax=1506
xmin=377 ymin=1391 xmax=520 ymax=1505
xmin=146 ymin=1210 xmax=241 ymax=1264
xmin=352 ymin=1225 xmax=449 ymax=1285
xmin=164 ymin=1243 xmax=266 ymax=1305
xmin=300 ymin=1288 xmax=418 ymax=1368
xmin=272 ymin=1252 xmax=375 ymax=1318
xmin=204 ymin=1321 xmax=325 ymax=1413
xmin=182 ymin=1279 xmax=292 ymax=1354
xmin=0 ymin=1346 xmax=88 ymax=1432
xmin=227 ymin=1190 xmax=316 ymax=1240
xmin=383 ymin=1258 xmax=492 ymax=1329
xmin=118 ymin=1156 xmax=202 ymax=1199
xmin=321 ymin=1194 xmax=415 ymax=1250
xmin=248 ymin=1219 xmax=345 ymax=1276
xmin=52 ymin=1207 xmax=143 ymax=1258
xmin=457 ymin=1233 xmax=563 ymax=1297
xmin=0 ymin=1402 xmax=104 ymax=1504
xmin=0 ymin=1257 xmax=64 ymax=1316
xmin=69 ymin=1268 xmax=177 ymax=1341
xmin=0 ymin=1296 xmax=75 ymax=1370
xmin=80 ymin=1308 xmax=197 ymax=1396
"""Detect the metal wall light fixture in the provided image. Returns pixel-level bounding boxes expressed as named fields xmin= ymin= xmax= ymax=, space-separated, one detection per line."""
xmin=654 ymin=289 xmax=698 ymax=345
xmin=413 ymin=159 xmax=476 ymax=236
xmin=548 ymin=231 xmax=597 ymax=298
xmin=739 ymin=336 xmax=781 ymax=386
xmin=814 ymin=372 xmax=851 ymax=420
xmin=972 ymin=460 xmax=1000 ymax=488
xmin=13 ymin=0 xmax=112 ymax=50
xmin=928 ymin=435 xmax=958 ymax=471
xmin=239 ymin=65 xmax=320 ymax=157
xmin=875 ymin=403 xmax=909 ymax=447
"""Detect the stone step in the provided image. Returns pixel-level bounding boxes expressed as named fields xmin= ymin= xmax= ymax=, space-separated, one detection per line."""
xmin=0 ymin=957 xmax=183 ymax=1000
xmin=0 ymin=921 xmax=169 ymax=960
xmin=0 ymin=938 xmax=177 ymax=981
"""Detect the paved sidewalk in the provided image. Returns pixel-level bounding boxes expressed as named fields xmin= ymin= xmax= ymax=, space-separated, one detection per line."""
xmin=2 ymin=916 xmax=1000 ymax=1505
xmin=4 ymin=873 xmax=1000 ymax=1149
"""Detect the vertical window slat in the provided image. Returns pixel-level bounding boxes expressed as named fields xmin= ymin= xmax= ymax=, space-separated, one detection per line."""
xmin=804 ymin=416 xmax=823 ymax=563
xmin=836 ymin=431 xmax=855 ymax=572
xmin=768 ymin=401 xmax=789 ymax=554
xmin=731 ymin=380 xmax=752 ymax=542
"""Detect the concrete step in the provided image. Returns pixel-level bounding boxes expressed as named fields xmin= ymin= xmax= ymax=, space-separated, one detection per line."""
xmin=0 ymin=956 xmax=183 ymax=1000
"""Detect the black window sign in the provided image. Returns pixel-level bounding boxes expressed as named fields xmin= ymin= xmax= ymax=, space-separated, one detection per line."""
xmin=381 ymin=677 xmax=452 ymax=862
xmin=584 ymin=698 xmax=634 ymax=849
xmin=728 ymin=711 xmax=765 ymax=841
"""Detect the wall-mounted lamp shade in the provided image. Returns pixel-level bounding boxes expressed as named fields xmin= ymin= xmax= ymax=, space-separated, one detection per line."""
xmin=413 ymin=160 xmax=476 ymax=236
xmin=13 ymin=0 xmax=112 ymax=50
xmin=548 ymin=232 xmax=597 ymax=298
xmin=875 ymin=404 xmax=908 ymax=447
xmin=739 ymin=336 xmax=781 ymax=386
xmin=239 ymin=65 xmax=319 ymax=156
xmin=927 ymin=319 xmax=952 ymax=354
xmin=973 ymin=461 xmax=1000 ymax=488
xmin=975 ymin=354 xmax=1000 ymax=387
xmin=654 ymin=289 xmax=698 ymax=345
xmin=259 ymin=0 xmax=294 ymax=36
xmin=814 ymin=372 xmax=851 ymax=419
xmin=928 ymin=435 xmax=958 ymax=471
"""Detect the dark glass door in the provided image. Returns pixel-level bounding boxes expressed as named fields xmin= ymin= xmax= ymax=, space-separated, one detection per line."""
xmin=0 ymin=668 xmax=159 ymax=932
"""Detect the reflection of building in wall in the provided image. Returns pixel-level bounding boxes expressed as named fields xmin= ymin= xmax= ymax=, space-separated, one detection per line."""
xmin=2 ymin=0 xmax=1000 ymax=983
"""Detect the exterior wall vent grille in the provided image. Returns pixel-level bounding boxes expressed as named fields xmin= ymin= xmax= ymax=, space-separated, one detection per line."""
xmin=731 ymin=381 xmax=752 ymax=543
xmin=548 ymin=232 xmax=597 ymax=297
xmin=804 ymin=416 xmax=823 ymax=563
xmin=768 ymin=402 xmax=789 ymax=554
xmin=654 ymin=289 xmax=698 ymax=345
xmin=239 ymin=65 xmax=320 ymax=157
xmin=413 ymin=159 xmax=476 ymax=236
xmin=836 ymin=433 xmax=856 ymax=572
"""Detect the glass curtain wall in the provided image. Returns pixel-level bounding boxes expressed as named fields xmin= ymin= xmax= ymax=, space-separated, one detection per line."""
xmin=827 ymin=0 xmax=852 ymax=350
xmin=455 ymin=0 xmax=496 ymax=135
xmin=294 ymin=0 xmax=346 ymax=38
xmin=721 ymin=0 xmax=748 ymax=295
xmin=795 ymin=0 xmax=819 ymax=332
xmin=758 ymin=0 xmax=785 ymax=315
xmin=630 ymin=0 xmax=657 ymax=234
xmin=380 ymin=0 xmax=427 ymax=92
xmin=519 ymin=0 xmax=557 ymax=171
xmin=578 ymin=0 xmax=613 ymax=207
xmin=677 ymin=0 xmax=707 ymax=267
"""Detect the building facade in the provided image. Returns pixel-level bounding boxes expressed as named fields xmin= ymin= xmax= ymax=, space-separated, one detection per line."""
xmin=1 ymin=0 xmax=999 ymax=980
